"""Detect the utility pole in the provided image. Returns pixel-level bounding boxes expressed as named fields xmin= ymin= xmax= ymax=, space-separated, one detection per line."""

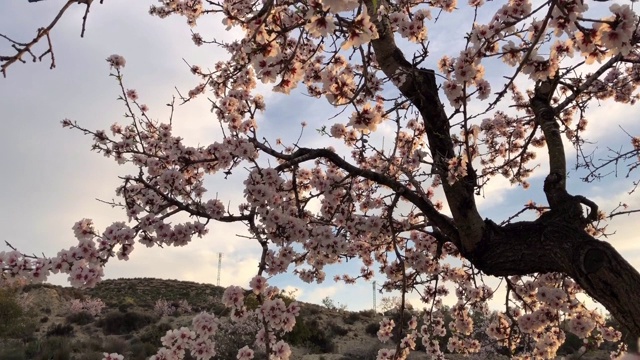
xmin=217 ymin=253 xmax=222 ymax=286
xmin=373 ymin=281 xmax=376 ymax=313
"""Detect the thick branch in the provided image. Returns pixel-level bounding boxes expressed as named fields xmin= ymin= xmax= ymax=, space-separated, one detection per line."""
xmin=364 ymin=0 xmax=485 ymax=252
xmin=531 ymin=80 xmax=570 ymax=208
xmin=476 ymin=219 xmax=640 ymax=339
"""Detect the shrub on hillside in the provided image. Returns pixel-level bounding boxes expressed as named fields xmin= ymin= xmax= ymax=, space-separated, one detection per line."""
xmin=66 ymin=310 xmax=95 ymax=325
xmin=0 ymin=343 xmax=27 ymax=360
xmin=138 ymin=322 xmax=174 ymax=347
xmin=328 ymin=321 xmax=349 ymax=336
xmin=129 ymin=338 xmax=159 ymax=360
xmin=365 ymin=322 xmax=379 ymax=336
xmin=45 ymin=323 xmax=74 ymax=337
xmin=97 ymin=311 xmax=156 ymax=335
xmin=358 ymin=309 xmax=377 ymax=318
xmin=24 ymin=337 xmax=72 ymax=360
xmin=283 ymin=317 xmax=312 ymax=346
xmin=0 ymin=288 xmax=36 ymax=339
xmin=303 ymin=319 xmax=337 ymax=353
xmin=103 ymin=336 xmax=129 ymax=355
xmin=344 ymin=312 xmax=361 ymax=325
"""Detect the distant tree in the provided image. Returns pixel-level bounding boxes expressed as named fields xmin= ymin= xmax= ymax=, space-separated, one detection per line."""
xmin=2 ymin=0 xmax=640 ymax=359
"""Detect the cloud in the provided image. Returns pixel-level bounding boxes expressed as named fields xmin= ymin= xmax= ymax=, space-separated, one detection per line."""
xmin=299 ymin=285 xmax=339 ymax=305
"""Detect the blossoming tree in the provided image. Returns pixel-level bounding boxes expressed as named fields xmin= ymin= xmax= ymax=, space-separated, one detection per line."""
xmin=3 ymin=0 xmax=640 ymax=358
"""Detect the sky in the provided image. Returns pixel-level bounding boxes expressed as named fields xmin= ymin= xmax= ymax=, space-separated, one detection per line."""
xmin=1 ymin=0 xmax=639 ymax=313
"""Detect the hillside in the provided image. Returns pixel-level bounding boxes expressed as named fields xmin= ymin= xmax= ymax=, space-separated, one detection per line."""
xmin=0 ymin=278 xmax=611 ymax=360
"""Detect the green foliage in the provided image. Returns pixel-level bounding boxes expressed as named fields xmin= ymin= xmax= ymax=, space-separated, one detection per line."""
xmin=103 ymin=336 xmax=129 ymax=355
xmin=284 ymin=317 xmax=339 ymax=353
xmin=283 ymin=317 xmax=313 ymax=346
xmin=208 ymin=301 xmax=228 ymax=316
xmin=365 ymin=322 xmax=379 ymax=336
xmin=74 ymin=337 xmax=103 ymax=353
xmin=308 ymin=330 xmax=336 ymax=353
xmin=328 ymin=321 xmax=349 ymax=336
xmin=344 ymin=312 xmax=362 ymax=325
xmin=244 ymin=292 xmax=260 ymax=310
xmin=0 ymin=343 xmax=27 ymax=360
xmin=45 ymin=323 xmax=74 ymax=337
xmin=341 ymin=346 xmax=383 ymax=360
xmin=129 ymin=339 xmax=159 ymax=360
xmin=557 ymin=330 xmax=583 ymax=355
xmin=66 ymin=311 xmax=95 ymax=325
xmin=0 ymin=289 xmax=37 ymax=340
xmin=79 ymin=352 xmax=106 ymax=360
xmin=137 ymin=322 xmax=173 ymax=347
xmin=24 ymin=336 xmax=72 ymax=360
xmin=97 ymin=311 xmax=156 ymax=335
xmin=358 ymin=309 xmax=376 ymax=318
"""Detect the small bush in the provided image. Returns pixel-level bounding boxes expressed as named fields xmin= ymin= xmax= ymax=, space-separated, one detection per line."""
xmin=308 ymin=331 xmax=336 ymax=353
xmin=97 ymin=311 xmax=156 ymax=335
xmin=557 ymin=331 xmax=583 ymax=355
xmin=74 ymin=337 xmax=103 ymax=353
xmin=0 ymin=343 xmax=27 ymax=360
xmin=358 ymin=309 xmax=376 ymax=318
xmin=342 ymin=346 xmax=383 ymax=360
xmin=116 ymin=296 xmax=137 ymax=313
xmin=66 ymin=311 xmax=95 ymax=325
xmin=283 ymin=318 xmax=312 ymax=346
xmin=0 ymin=289 xmax=37 ymax=340
xmin=365 ymin=322 xmax=379 ymax=336
xmin=45 ymin=323 xmax=74 ymax=337
xmin=244 ymin=293 xmax=260 ymax=310
xmin=344 ymin=312 xmax=361 ymax=325
xmin=25 ymin=337 xmax=72 ymax=360
xmin=129 ymin=340 xmax=159 ymax=360
xmin=103 ymin=336 xmax=129 ymax=355
xmin=328 ymin=322 xmax=349 ymax=336
xmin=302 ymin=320 xmax=336 ymax=353
xmin=138 ymin=322 xmax=174 ymax=347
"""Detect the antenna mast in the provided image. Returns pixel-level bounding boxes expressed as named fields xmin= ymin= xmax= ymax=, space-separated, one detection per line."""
xmin=217 ymin=253 xmax=223 ymax=286
xmin=373 ymin=281 xmax=376 ymax=312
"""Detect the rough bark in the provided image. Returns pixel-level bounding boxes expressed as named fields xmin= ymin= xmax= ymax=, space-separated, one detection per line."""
xmin=364 ymin=0 xmax=640 ymax=340
xmin=475 ymin=218 xmax=640 ymax=342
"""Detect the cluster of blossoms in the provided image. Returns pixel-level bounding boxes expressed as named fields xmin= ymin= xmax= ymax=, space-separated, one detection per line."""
xmin=68 ymin=297 xmax=106 ymax=316
xmin=149 ymin=0 xmax=204 ymax=26
xmin=479 ymin=274 xmax=622 ymax=358
xmin=384 ymin=8 xmax=430 ymax=43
